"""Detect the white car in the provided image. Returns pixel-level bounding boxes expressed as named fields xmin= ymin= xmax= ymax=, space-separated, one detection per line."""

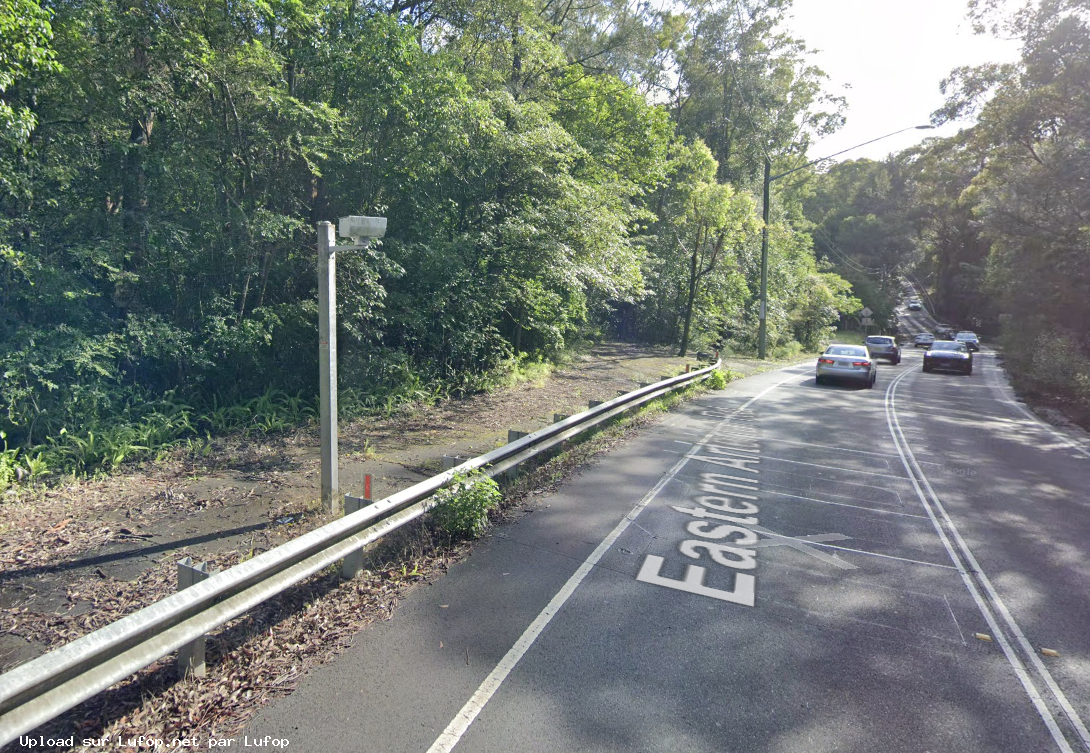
xmin=816 ymin=344 xmax=877 ymax=388
xmin=914 ymin=332 xmax=935 ymax=348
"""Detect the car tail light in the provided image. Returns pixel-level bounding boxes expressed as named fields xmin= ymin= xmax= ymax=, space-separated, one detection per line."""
xmin=818 ymin=358 xmax=834 ymax=364
xmin=852 ymin=361 xmax=871 ymax=368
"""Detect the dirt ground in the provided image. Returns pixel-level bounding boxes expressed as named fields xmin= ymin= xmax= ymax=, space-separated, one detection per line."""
xmin=0 ymin=343 xmax=787 ymax=675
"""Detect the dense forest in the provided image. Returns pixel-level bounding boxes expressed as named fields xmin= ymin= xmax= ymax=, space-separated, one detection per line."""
xmin=1 ymin=0 xmax=857 ymax=480
xmin=803 ymin=0 xmax=1090 ymax=423
xmin=3 ymin=0 xmax=1085 ymax=485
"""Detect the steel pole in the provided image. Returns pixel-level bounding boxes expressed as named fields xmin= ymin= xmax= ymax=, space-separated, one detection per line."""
xmin=758 ymin=157 xmax=771 ymax=360
xmin=318 ymin=222 xmax=340 ymax=515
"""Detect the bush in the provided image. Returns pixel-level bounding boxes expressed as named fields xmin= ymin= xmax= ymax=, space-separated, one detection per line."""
xmin=707 ymin=369 xmax=728 ymax=390
xmin=428 ymin=469 xmax=501 ymax=538
xmin=1003 ymin=326 xmax=1090 ymax=416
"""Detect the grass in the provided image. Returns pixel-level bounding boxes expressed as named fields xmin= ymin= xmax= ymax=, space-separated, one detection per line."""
xmin=491 ymin=356 xmax=556 ymax=390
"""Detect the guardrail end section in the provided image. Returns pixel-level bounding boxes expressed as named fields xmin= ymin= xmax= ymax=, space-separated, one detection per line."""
xmin=177 ymin=558 xmax=212 ymax=678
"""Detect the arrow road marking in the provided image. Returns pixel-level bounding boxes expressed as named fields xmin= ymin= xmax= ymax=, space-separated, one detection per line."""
xmin=747 ymin=525 xmax=858 ymax=569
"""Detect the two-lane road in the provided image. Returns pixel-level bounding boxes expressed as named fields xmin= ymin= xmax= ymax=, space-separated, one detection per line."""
xmin=246 ymin=348 xmax=1090 ymax=752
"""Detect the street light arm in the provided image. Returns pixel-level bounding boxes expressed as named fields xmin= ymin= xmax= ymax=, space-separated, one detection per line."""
xmin=768 ymin=124 xmax=934 ymax=182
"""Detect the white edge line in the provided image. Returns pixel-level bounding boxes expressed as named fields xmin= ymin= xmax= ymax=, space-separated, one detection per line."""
xmin=425 ymin=373 xmax=806 ymax=753
xmin=886 ymin=368 xmax=1081 ymax=753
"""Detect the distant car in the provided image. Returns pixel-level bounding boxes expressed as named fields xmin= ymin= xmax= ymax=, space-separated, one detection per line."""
xmin=914 ymin=332 xmax=936 ymax=348
xmin=816 ymin=344 xmax=877 ymax=388
xmin=907 ymin=301 xmax=923 ymax=311
xmin=954 ymin=331 xmax=980 ymax=351
xmin=934 ymin=324 xmax=955 ymax=339
xmin=864 ymin=335 xmax=901 ymax=364
xmin=923 ymin=341 xmax=973 ymax=374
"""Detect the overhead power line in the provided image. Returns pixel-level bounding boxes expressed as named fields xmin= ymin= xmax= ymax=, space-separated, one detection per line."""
xmin=812 ymin=225 xmax=881 ymax=276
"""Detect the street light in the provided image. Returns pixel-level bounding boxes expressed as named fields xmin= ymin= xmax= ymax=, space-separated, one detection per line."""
xmin=318 ymin=215 xmax=387 ymax=514
xmin=756 ymin=124 xmax=934 ymax=359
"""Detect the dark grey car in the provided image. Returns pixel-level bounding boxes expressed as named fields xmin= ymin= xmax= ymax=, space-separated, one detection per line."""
xmin=955 ymin=331 xmax=980 ymax=352
xmin=923 ymin=341 xmax=973 ymax=374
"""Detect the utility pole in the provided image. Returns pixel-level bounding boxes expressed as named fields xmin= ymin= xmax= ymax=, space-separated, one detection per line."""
xmin=756 ymin=124 xmax=933 ymax=359
xmin=757 ymin=157 xmax=771 ymax=359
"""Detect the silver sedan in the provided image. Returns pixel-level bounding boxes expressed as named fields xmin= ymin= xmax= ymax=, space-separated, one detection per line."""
xmin=914 ymin=332 xmax=935 ymax=348
xmin=816 ymin=344 xmax=877 ymax=388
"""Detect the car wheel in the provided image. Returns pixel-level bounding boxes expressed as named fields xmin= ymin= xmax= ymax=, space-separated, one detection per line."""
xmin=868 ymin=374 xmax=876 ymax=389
xmin=966 ymin=367 xmax=973 ymax=376
xmin=894 ymin=356 xmax=901 ymax=365
xmin=815 ymin=375 xmax=825 ymax=385
xmin=922 ymin=365 xmax=931 ymax=373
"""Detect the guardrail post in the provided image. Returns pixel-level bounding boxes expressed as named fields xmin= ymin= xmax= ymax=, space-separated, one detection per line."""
xmin=553 ymin=413 xmax=569 ymax=423
xmin=506 ymin=430 xmax=528 ymax=481
xmin=442 ymin=456 xmax=463 ymax=470
xmin=341 ymin=476 xmax=372 ymax=579
xmin=588 ymin=400 xmax=603 ymax=408
xmin=177 ymin=557 xmax=211 ymax=678
xmin=659 ymin=375 xmax=671 ymax=382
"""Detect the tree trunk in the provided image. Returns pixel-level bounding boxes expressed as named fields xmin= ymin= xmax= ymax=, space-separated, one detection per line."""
xmin=678 ymin=226 xmax=704 ymax=356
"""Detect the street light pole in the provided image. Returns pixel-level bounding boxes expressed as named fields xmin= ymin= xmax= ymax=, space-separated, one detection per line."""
xmin=318 ymin=216 xmax=387 ymax=515
xmin=318 ymin=222 xmax=338 ymax=514
xmin=756 ymin=124 xmax=934 ymax=359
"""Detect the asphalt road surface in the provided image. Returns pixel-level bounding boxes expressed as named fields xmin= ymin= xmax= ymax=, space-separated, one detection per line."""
xmin=245 ymin=340 xmax=1090 ymax=752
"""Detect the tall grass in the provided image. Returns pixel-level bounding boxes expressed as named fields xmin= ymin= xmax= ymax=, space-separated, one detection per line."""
xmin=3 ymin=389 xmax=319 ymax=485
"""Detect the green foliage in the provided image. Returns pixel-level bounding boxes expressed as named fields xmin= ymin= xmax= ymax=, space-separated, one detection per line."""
xmin=1001 ymin=326 xmax=1090 ymax=421
xmin=0 ymin=0 xmax=862 ymax=480
xmin=706 ymin=369 xmax=729 ymax=390
xmin=428 ymin=469 xmax=502 ymax=539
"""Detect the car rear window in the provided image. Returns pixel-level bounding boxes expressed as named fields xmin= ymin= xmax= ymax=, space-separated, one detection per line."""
xmin=825 ymin=346 xmax=867 ymax=356
xmin=866 ymin=337 xmax=893 ymax=344
xmin=931 ymin=342 xmax=968 ymax=352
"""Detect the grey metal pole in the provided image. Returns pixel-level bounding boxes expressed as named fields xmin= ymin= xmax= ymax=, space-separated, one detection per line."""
xmin=176 ymin=557 xmax=211 ymax=678
xmin=758 ymin=157 xmax=771 ymax=360
xmin=318 ymin=222 xmax=340 ymax=515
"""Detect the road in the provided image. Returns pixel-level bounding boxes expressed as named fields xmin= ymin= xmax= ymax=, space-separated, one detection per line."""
xmin=244 ymin=331 xmax=1090 ymax=752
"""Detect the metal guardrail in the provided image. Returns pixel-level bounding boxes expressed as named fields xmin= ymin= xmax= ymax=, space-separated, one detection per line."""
xmin=0 ymin=360 xmax=721 ymax=745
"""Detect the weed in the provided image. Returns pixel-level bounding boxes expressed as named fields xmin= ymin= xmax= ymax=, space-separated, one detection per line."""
xmin=427 ymin=469 xmax=501 ymax=539
xmin=0 ymin=432 xmax=20 ymax=492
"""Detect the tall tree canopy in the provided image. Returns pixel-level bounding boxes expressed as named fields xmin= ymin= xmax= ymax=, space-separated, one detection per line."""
xmin=0 ymin=0 xmax=858 ymax=478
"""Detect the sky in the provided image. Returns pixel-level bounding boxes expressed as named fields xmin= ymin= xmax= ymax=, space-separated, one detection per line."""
xmin=784 ymin=0 xmax=1022 ymax=162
